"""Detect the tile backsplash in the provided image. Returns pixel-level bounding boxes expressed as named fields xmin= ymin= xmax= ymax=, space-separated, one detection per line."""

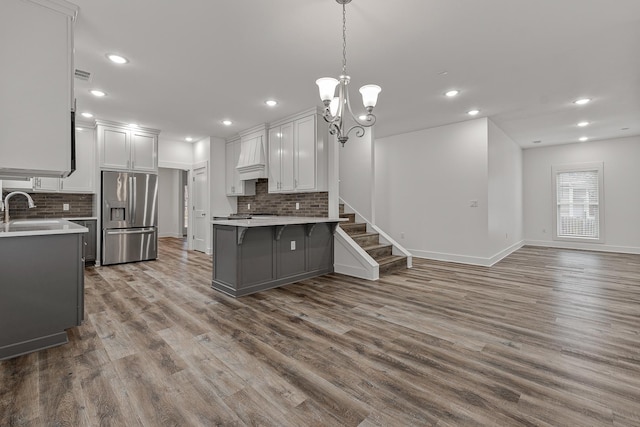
xmin=1 ymin=191 xmax=94 ymax=219
xmin=237 ymin=179 xmax=328 ymax=217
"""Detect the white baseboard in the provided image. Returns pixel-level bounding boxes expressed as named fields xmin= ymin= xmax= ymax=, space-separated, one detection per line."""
xmin=410 ymin=240 xmax=525 ymax=267
xmin=158 ymin=232 xmax=184 ymax=238
xmin=525 ymin=239 xmax=640 ymax=255
xmin=334 ymin=263 xmax=379 ymax=280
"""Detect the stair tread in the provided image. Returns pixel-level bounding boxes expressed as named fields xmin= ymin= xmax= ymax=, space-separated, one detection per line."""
xmin=362 ymin=243 xmax=392 ymax=251
xmin=377 ymin=255 xmax=406 ymax=265
xmin=349 ymin=232 xmax=379 ymax=238
xmin=340 ymin=222 xmax=366 ymax=227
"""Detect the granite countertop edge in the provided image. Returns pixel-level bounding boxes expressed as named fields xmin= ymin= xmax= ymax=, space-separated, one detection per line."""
xmin=211 ymin=216 xmax=348 ymax=228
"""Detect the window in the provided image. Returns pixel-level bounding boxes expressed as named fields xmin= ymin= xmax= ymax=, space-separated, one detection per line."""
xmin=552 ymin=162 xmax=604 ymax=242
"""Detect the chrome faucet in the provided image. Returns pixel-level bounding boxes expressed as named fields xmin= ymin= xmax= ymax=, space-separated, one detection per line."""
xmin=1 ymin=191 xmax=37 ymax=223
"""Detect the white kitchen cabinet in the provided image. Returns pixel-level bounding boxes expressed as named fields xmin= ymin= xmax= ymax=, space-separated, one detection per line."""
xmin=61 ymin=124 xmax=96 ymax=193
xmin=225 ymin=138 xmax=255 ymax=196
xmin=0 ymin=0 xmax=77 ymax=179
xmin=2 ymin=179 xmax=34 ymax=191
xmin=29 ymin=124 xmax=96 ymax=193
xmin=268 ymin=122 xmax=294 ymax=192
xmin=268 ymin=108 xmax=327 ymax=194
xmin=97 ymin=121 xmax=158 ymax=172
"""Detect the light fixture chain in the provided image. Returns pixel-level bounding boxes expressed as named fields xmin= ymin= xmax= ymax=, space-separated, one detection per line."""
xmin=342 ymin=2 xmax=347 ymax=75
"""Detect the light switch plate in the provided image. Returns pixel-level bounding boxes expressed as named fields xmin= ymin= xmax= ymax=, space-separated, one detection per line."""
xmin=290 ymin=241 xmax=296 ymax=250
xmin=63 ymin=203 xmax=70 ymax=211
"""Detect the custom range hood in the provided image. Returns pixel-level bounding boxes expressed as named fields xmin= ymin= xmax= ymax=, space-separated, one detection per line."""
xmin=236 ymin=124 xmax=267 ymax=180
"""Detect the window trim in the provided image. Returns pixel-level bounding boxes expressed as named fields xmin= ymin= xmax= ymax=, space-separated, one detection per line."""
xmin=551 ymin=162 xmax=605 ymax=243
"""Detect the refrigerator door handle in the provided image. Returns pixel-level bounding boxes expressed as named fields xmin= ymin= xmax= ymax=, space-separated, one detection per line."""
xmin=132 ymin=176 xmax=137 ymax=224
xmin=128 ymin=175 xmax=134 ymax=224
xmin=105 ymin=228 xmax=155 ymax=235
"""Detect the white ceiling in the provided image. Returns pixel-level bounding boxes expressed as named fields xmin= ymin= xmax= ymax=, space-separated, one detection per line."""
xmin=72 ymin=0 xmax=640 ymax=148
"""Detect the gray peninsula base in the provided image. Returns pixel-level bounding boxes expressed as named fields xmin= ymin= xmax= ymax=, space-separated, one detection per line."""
xmin=212 ymin=221 xmax=340 ymax=297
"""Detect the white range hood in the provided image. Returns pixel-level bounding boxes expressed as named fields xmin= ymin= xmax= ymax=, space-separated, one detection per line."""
xmin=236 ymin=124 xmax=268 ymax=180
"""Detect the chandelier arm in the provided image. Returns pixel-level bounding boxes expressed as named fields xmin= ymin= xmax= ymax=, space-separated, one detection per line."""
xmin=343 ymin=83 xmax=377 ymax=128
xmin=345 ymin=124 xmax=365 ymax=139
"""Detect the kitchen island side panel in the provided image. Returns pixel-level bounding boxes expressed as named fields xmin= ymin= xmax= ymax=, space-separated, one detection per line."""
xmin=276 ymin=225 xmax=306 ymax=279
xmin=213 ymin=226 xmax=238 ymax=287
xmin=307 ymin=222 xmax=334 ymax=273
xmin=0 ymin=233 xmax=83 ymax=360
xmin=238 ymin=227 xmax=276 ymax=288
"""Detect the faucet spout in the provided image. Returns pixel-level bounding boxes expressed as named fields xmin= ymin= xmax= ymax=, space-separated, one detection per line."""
xmin=2 ymin=191 xmax=37 ymax=223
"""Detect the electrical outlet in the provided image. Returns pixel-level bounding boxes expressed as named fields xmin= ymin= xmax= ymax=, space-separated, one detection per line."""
xmin=290 ymin=240 xmax=296 ymax=250
xmin=295 ymin=202 xmax=300 ymax=210
xmin=505 ymin=233 xmax=509 ymax=239
xmin=63 ymin=203 xmax=70 ymax=211
xmin=247 ymin=203 xmax=251 ymax=210
xmin=469 ymin=200 xmax=478 ymax=208
xmin=401 ymin=232 xmax=405 ymax=239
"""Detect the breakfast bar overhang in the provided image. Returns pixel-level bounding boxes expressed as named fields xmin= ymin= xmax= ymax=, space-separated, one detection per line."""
xmin=211 ymin=217 xmax=345 ymax=297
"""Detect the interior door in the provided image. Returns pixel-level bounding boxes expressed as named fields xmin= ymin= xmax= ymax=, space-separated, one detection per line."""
xmin=192 ymin=165 xmax=208 ymax=253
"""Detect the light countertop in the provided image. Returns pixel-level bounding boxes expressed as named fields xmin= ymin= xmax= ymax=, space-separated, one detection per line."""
xmin=211 ymin=216 xmax=347 ymax=228
xmin=0 ymin=219 xmax=88 ymax=238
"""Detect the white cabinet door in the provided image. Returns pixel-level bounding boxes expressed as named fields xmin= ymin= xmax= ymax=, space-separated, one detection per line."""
xmin=225 ymin=139 xmax=245 ymax=195
xmin=294 ymin=115 xmax=316 ymax=191
xmin=225 ymin=141 xmax=236 ymax=195
xmin=61 ymin=126 xmax=95 ymax=193
xmin=280 ymin=122 xmax=295 ymax=192
xmin=33 ymin=177 xmax=60 ymax=191
xmin=100 ymin=126 xmax=130 ymax=170
xmin=2 ymin=179 xmax=34 ymax=191
xmin=131 ymin=131 xmax=157 ymax=172
xmin=268 ymin=122 xmax=294 ymax=193
xmin=268 ymin=127 xmax=280 ymax=192
xmin=0 ymin=0 xmax=75 ymax=178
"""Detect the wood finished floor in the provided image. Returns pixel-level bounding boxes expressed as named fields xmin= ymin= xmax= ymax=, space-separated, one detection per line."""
xmin=2 ymin=239 xmax=640 ymax=426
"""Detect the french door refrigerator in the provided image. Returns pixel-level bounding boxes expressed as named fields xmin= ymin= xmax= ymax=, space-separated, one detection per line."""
xmin=102 ymin=171 xmax=158 ymax=265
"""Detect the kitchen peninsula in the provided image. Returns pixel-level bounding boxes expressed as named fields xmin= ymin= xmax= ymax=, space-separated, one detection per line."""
xmin=211 ymin=216 xmax=344 ymax=297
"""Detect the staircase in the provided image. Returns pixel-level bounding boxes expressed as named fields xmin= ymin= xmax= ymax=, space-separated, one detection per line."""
xmin=339 ymin=205 xmax=408 ymax=275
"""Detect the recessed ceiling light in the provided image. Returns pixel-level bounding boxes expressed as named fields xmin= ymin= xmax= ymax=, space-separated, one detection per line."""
xmin=265 ymin=100 xmax=278 ymax=107
xmin=438 ymin=71 xmax=449 ymax=76
xmin=128 ymin=123 xmax=138 ymax=128
xmin=579 ymin=136 xmax=588 ymax=142
xmin=81 ymin=112 xmax=93 ymax=118
xmin=185 ymin=137 xmax=193 ymax=142
xmin=90 ymin=89 xmax=106 ymax=97
xmin=222 ymin=120 xmax=233 ymax=126
xmin=577 ymin=121 xmax=590 ymax=127
xmin=106 ymin=54 xmax=128 ymax=64
xmin=532 ymin=140 xmax=542 ymax=144
xmin=467 ymin=109 xmax=480 ymax=116
xmin=445 ymin=90 xmax=460 ymax=97
xmin=574 ymin=98 xmax=591 ymax=105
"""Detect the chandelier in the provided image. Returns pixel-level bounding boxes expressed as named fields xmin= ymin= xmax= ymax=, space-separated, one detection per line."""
xmin=316 ymin=0 xmax=381 ymax=146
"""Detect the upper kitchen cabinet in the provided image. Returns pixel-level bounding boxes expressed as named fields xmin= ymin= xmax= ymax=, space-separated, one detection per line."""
xmin=97 ymin=121 xmax=159 ymax=173
xmin=225 ymin=137 xmax=255 ymax=196
xmin=13 ymin=123 xmax=96 ymax=193
xmin=268 ymin=108 xmax=328 ymax=194
xmin=0 ymin=0 xmax=78 ymax=179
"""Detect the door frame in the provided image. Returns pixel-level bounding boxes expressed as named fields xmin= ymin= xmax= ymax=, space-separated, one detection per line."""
xmin=189 ymin=161 xmax=209 ymax=252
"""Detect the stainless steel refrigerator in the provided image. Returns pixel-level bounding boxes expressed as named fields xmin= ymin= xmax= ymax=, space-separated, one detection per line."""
xmin=102 ymin=171 xmax=158 ymax=265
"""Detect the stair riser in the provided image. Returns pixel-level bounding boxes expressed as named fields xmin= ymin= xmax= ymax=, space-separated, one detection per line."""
xmin=340 ymin=213 xmax=356 ymax=223
xmin=367 ymin=246 xmax=393 ymax=260
xmin=379 ymin=258 xmax=408 ymax=275
xmin=353 ymin=234 xmax=379 ymax=247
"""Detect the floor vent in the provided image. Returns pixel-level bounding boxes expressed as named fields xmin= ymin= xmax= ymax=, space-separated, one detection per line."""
xmin=74 ymin=69 xmax=91 ymax=81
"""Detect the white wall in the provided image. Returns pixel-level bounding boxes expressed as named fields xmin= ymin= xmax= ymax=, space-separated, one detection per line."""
xmin=339 ymin=128 xmax=373 ymax=220
xmin=159 ymin=137 xmax=193 ymax=169
xmin=524 ymin=135 xmax=640 ymax=253
xmin=375 ymin=118 xmax=491 ymax=264
xmin=488 ymin=120 xmax=524 ymax=258
xmin=158 ymin=168 xmax=182 ymax=238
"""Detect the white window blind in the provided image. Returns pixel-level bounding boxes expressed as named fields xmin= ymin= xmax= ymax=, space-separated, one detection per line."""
xmin=553 ymin=163 xmax=604 ymax=242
